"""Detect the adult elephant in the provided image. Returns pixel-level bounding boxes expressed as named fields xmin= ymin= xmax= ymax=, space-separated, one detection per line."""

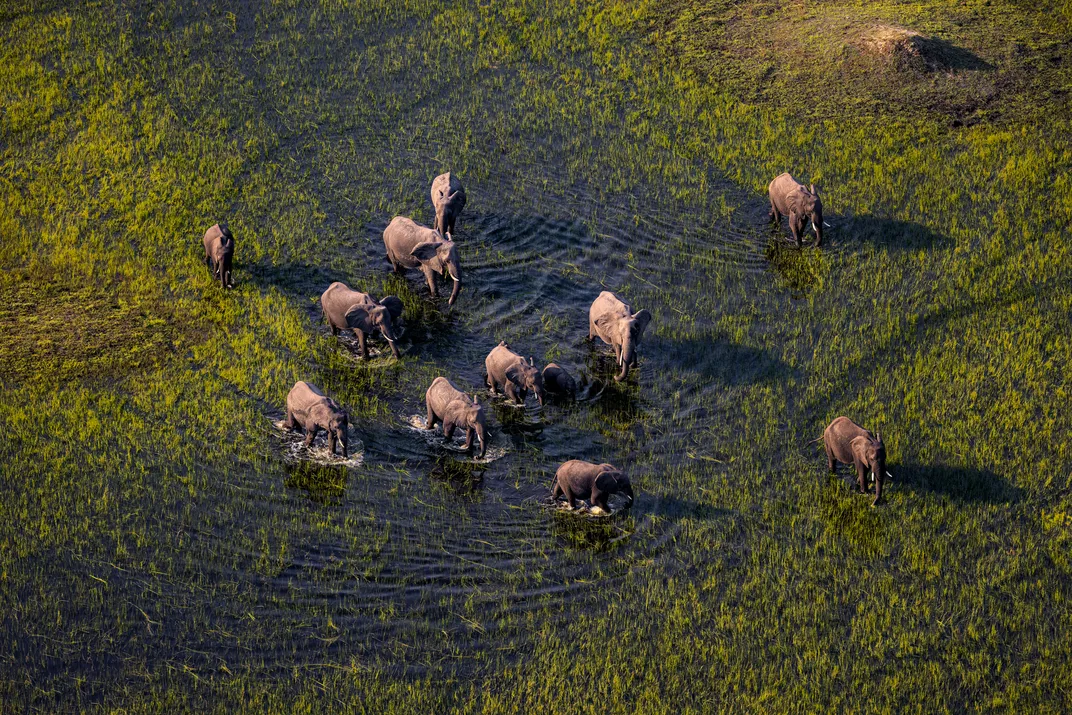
xmin=283 ymin=381 xmax=349 ymax=457
xmin=588 ymin=291 xmax=652 ymax=382
xmin=425 ymin=377 xmax=487 ymax=458
xmin=320 ymin=282 xmax=401 ymax=359
xmin=383 ymin=216 xmax=462 ymax=306
xmin=768 ymin=173 xmax=824 ymax=247
xmin=485 ymin=341 xmax=546 ymax=406
xmin=202 ymin=223 xmax=235 ymax=289
xmin=551 ymin=460 xmax=634 ymax=513
xmin=430 ymin=172 xmax=466 ymax=236
xmin=821 ymin=416 xmax=889 ymax=505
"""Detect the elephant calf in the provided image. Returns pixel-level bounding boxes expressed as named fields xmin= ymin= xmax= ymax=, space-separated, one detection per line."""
xmin=822 ymin=416 xmax=889 ymax=505
xmin=542 ymin=363 xmax=577 ymax=400
xmin=551 ymin=460 xmax=634 ymax=513
xmin=284 ymin=381 xmax=349 ymax=457
xmin=768 ymin=172 xmax=823 ymax=248
xmin=425 ymin=377 xmax=488 ymax=457
xmin=485 ymin=341 xmax=545 ymax=406
xmin=383 ymin=216 xmax=462 ymax=306
xmin=202 ymin=223 xmax=235 ymax=288
xmin=589 ymin=291 xmax=652 ymax=382
xmin=431 ymin=172 xmax=466 ymax=236
xmin=321 ymin=282 xmax=402 ymax=359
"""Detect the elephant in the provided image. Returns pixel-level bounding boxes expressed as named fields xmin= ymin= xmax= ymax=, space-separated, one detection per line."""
xmin=320 ymin=282 xmax=401 ymax=359
xmin=431 ymin=172 xmax=467 ymax=236
xmin=283 ymin=381 xmax=349 ymax=457
xmin=768 ymin=172 xmax=824 ymax=248
xmin=485 ymin=341 xmax=545 ymax=406
xmin=202 ymin=223 xmax=235 ymax=288
xmin=383 ymin=216 xmax=462 ymax=306
xmin=425 ymin=376 xmax=488 ymax=458
xmin=542 ymin=363 xmax=577 ymax=400
xmin=551 ymin=460 xmax=634 ymax=513
xmin=822 ymin=416 xmax=889 ymax=505
xmin=588 ymin=291 xmax=652 ymax=382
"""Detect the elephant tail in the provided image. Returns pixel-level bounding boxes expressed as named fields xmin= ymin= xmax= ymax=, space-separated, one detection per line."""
xmin=805 ymin=435 xmax=824 ymax=447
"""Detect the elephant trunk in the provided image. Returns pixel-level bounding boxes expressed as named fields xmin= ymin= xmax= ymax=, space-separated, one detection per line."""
xmin=872 ymin=461 xmax=884 ymax=506
xmin=337 ymin=429 xmax=348 ymax=458
xmin=622 ymin=483 xmax=635 ymax=507
xmin=616 ymin=339 xmax=634 ymax=382
xmin=474 ymin=423 xmax=487 ymax=458
xmin=812 ymin=213 xmax=823 ymax=247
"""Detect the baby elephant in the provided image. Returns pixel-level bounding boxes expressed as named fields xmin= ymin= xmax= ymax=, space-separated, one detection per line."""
xmin=542 ymin=363 xmax=577 ymax=400
xmin=320 ymin=282 xmax=402 ymax=359
xmin=284 ymin=381 xmax=349 ymax=457
xmin=425 ymin=377 xmax=488 ymax=458
xmin=769 ymin=172 xmax=823 ymax=248
xmin=589 ymin=291 xmax=652 ymax=382
xmin=485 ymin=341 xmax=545 ymax=406
xmin=551 ymin=460 xmax=634 ymax=513
xmin=430 ymin=172 xmax=466 ymax=236
xmin=202 ymin=223 xmax=235 ymax=288
xmin=383 ymin=216 xmax=462 ymax=306
xmin=822 ymin=416 xmax=889 ymax=505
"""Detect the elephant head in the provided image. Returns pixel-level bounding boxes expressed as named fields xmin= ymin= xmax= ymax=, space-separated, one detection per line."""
xmin=598 ymin=309 xmax=653 ymax=381
xmin=596 ymin=467 xmax=634 ymax=507
xmin=506 ymin=356 xmax=546 ymax=406
xmin=379 ymin=295 xmax=404 ymax=325
xmin=852 ymin=433 xmax=886 ymax=505
xmin=465 ymin=397 xmax=488 ymax=458
xmin=347 ymin=302 xmax=400 ymax=358
xmin=435 ymin=188 xmax=463 ymax=233
xmin=326 ymin=410 xmax=349 ymax=458
xmin=791 ymin=185 xmax=823 ymax=247
xmin=411 ymin=237 xmax=461 ymax=306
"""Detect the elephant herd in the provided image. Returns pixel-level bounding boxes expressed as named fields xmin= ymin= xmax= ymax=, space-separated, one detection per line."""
xmin=204 ymin=169 xmax=889 ymax=509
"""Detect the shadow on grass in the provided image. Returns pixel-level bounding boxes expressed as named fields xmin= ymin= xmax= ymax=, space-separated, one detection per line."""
xmin=284 ymin=461 xmax=348 ymax=505
xmin=647 ymin=494 xmax=734 ymax=520
xmin=895 ymin=463 xmax=1021 ymax=504
xmin=658 ymin=335 xmax=794 ymax=385
xmin=839 ymin=215 xmax=953 ymax=251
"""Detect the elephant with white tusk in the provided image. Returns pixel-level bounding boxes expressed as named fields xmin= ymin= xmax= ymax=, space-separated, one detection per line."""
xmin=821 ymin=416 xmax=888 ymax=505
xmin=202 ymin=223 xmax=235 ymax=289
xmin=320 ymin=282 xmax=402 ymax=359
xmin=283 ymin=381 xmax=349 ymax=457
xmin=769 ymin=173 xmax=824 ymax=248
xmin=588 ymin=291 xmax=652 ymax=382
xmin=383 ymin=216 xmax=462 ymax=306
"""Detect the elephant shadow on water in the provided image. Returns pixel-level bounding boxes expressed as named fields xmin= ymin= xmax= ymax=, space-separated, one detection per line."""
xmin=892 ymin=463 xmax=1021 ymax=504
xmin=284 ymin=461 xmax=349 ymax=505
xmin=658 ymin=335 xmax=795 ymax=386
xmin=427 ymin=455 xmax=486 ymax=496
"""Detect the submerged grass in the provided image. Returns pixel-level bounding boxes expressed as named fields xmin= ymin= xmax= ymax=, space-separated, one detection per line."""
xmin=1 ymin=0 xmax=1071 ymax=711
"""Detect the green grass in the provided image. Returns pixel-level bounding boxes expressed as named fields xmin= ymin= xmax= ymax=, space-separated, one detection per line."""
xmin=2 ymin=0 xmax=1071 ymax=711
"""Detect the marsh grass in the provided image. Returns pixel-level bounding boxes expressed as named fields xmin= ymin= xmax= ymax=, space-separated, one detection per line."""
xmin=1 ymin=0 xmax=1071 ymax=711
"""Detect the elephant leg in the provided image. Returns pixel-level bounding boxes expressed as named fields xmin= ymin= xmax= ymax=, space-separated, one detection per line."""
xmin=357 ymin=331 xmax=368 ymax=359
xmin=588 ymin=321 xmax=595 ymax=341
xmin=504 ymin=382 xmax=518 ymax=403
xmin=304 ymin=425 xmax=318 ymax=449
xmin=443 ymin=422 xmax=457 ymax=440
xmin=825 ymin=444 xmax=836 ymax=474
xmin=330 ymin=323 xmax=339 ymax=336
xmin=855 ymin=461 xmax=869 ymax=493
xmin=425 ymin=405 xmax=437 ymax=429
xmin=591 ymin=487 xmax=609 ymax=512
xmin=423 ymin=267 xmax=437 ymax=298
xmin=486 ymin=373 xmax=496 ymax=393
xmin=551 ymin=478 xmax=564 ymax=501
xmin=462 ymin=427 xmax=473 ymax=451
xmin=283 ymin=409 xmax=297 ymax=431
xmin=769 ymin=202 xmax=779 ymax=224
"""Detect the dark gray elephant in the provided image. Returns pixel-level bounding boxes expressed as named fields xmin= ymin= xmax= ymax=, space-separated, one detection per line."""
xmin=383 ymin=216 xmax=462 ymax=306
xmin=542 ymin=363 xmax=577 ymax=400
xmin=768 ymin=172 xmax=824 ymax=248
xmin=588 ymin=291 xmax=652 ymax=382
xmin=431 ymin=172 xmax=466 ymax=236
xmin=202 ymin=223 xmax=235 ymax=288
xmin=320 ymin=282 xmax=401 ymax=359
xmin=551 ymin=460 xmax=634 ymax=513
xmin=283 ymin=381 xmax=349 ymax=457
xmin=822 ymin=416 xmax=889 ymax=505
xmin=425 ymin=377 xmax=487 ymax=457
xmin=485 ymin=341 xmax=545 ymax=406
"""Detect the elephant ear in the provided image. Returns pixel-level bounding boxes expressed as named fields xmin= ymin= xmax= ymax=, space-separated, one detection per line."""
xmin=504 ymin=363 xmax=523 ymax=385
xmin=344 ymin=304 xmax=375 ymax=333
xmin=380 ymin=295 xmax=404 ymax=323
xmin=850 ymin=435 xmax=872 ymax=465
xmin=411 ymin=241 xmax=442 ymax=263
xmin=594 ymin=313 xmax=615 ymax=335
xmin=632 ymin=309 xmax=652 ymax=340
